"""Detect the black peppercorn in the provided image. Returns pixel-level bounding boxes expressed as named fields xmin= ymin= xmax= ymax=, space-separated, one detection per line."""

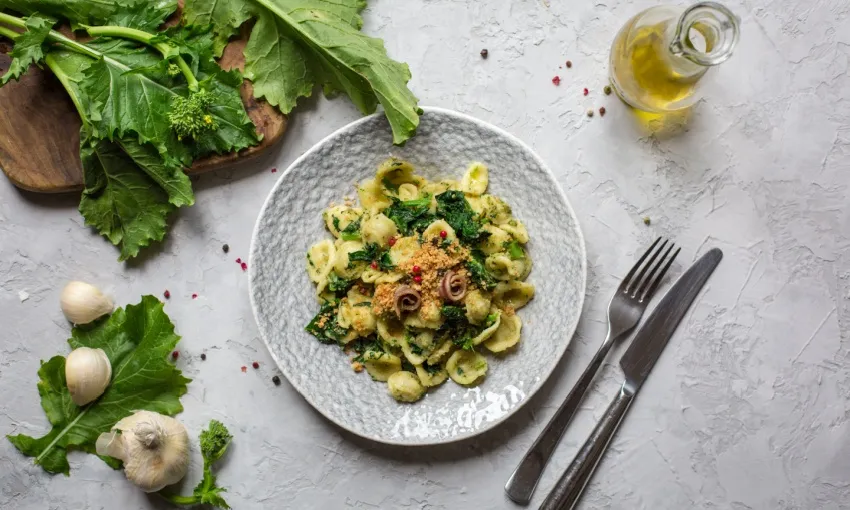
xmin=480 ymin=48 xmax=488 ymax=59
xmin=222 ymin=244 xmax=229 ymax=253
xmin=200 ymin=353 xmax=207 ymax=361
xmin=272 ymin=375 xmax=281 ymax=386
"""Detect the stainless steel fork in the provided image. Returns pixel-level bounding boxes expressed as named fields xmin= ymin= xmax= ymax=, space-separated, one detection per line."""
xmin=504 ymin=237 xmax=680 ymax=505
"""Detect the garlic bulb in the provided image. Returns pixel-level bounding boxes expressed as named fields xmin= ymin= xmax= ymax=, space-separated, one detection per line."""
xmin=60 ymin=281 xmax=113 ymax=324
xmin=96 ymin=411 xmax=190 ymax=492
xmin=65 ymin=347 xmax=112 ymax=406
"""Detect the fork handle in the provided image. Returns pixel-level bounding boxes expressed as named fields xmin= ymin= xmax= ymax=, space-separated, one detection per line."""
xmin=504 ymin=338 xmax=613 ymax=505
xmin=539 ymin=384 xmax=634 ymax=510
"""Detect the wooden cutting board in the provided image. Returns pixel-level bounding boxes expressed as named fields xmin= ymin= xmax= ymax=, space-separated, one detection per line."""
xmin=0 ymin=20 xmax=286 ymax=193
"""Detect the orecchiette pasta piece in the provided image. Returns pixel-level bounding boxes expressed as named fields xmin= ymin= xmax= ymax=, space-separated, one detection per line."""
xmin=397 ymin=183 xmax=420 ymax=201
xmin=389 ymin=236 xmax=420 ymax=266
xmin=341 ymin=329 xmax=360 ymax=344
xmin=376 ymin=158 xmax=424 ymax=193
xmin=404 ymin=309 xmax=444 ymax=331
xmin=400 ymin=333 xmax=427 ymax=365
xmin=387 ymin=371 xmax=425 ymax=402
xmin=501 ymin=219 xmax=529 ymax=243
xmin=337 ymin=290 xmax=376 ymax=335
xmin=446 ymin=350 xmax=488 ymax=385
xmin=426 ymin=340 xmax=454 ymax=365
xmin=485 ymin=253 xmax=531 ymax=281
xmin=306 ymin=240 xmax=336 ymax=295
xmin=376 ymin=317 xmax=405 ymax=347
xmin=360 ymin=266 xmax=383 ymax=284
xmin=358 ymin=178 xmax=392 ymax=212
xmin=478 ymin=195 xmax=513 ymax=224
xmin=323 ymin=205 xmax=363 ymax=238
xmin=415 ymin=364 xmax=448 ymax=388
xmin=460 ymin=162 xmax=488 ymax=196
xmin=422 ymin=219 xmax=457 ymax=243
xmin=480 ymin=224 xmax=511 ymax=255
xmin=464 ymin=289 xmax=492 ymax=325
xmin=411 ymin=329 xmax=435 ymax=352
xmin=333 ymin=240 xmax=367 ymax=279
xmin=422 ymin=179 xmax=458 ymax=196
xmin=363 ymin=351 xmax=401 ymax=382
xmin=376 ymin=272 xmax=404 ymax=284
xmin=472 ymin=310 xmax=501 ymax=345
xmin=493 ymin=281 xmax=535 ymax=310
xmin=361 ymin=213 xmax=399 ymax=247
xmin=484 ymin=313 xmax=522 ymax=353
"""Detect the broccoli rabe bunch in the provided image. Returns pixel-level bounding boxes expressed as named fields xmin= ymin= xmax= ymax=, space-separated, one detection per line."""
xmin=162 ymin=420 xmax=234 ymax=509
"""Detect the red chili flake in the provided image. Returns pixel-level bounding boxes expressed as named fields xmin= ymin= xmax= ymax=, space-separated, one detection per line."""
xmin=171 ymin=351 xmax=179 ymax=360
xmin=599 ymin=107 xmax=607 ymax=117
xmin=241 ymin=365 xmax=247 ymax=373
xmin=236 ymin=258 xmax=242 ymax=264
xmin=583 ymin=88 xmax=589 ymax=96
xmin=566 ymin=60 xmax=573 ymax=68
xmin=271 ymin=168 xmax=278 ymax=173
xmin=192 ymin=293 xmax=198 ymax=299
xmin=163 ymin=290 xmax=171 ymax=299
xmin=412 ymin=265 xmax=421 ymax=275
xmin=413 ymin=275 xmax=423 ymax=284
xmin=439 ymin=230 xmax=448 ymax=239
xmin=388 ymin=236 xmax=397 ymax=247
xmin=252 ymin=361 xmax=260 ymax=369
xmin=370 ymin=261 xmax=378 ymax=269
xmin=552 ymin=75 xmax=561 ymax=86
xmin=241 ymin=262 xmax=248 ymax=271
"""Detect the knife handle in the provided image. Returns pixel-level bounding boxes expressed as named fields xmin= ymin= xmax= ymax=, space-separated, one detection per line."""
xmin=539 ymin=383 xmax=634 ymax=510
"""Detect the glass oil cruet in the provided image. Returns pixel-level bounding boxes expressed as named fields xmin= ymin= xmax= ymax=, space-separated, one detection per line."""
xmin=609 ymin=1 xmax=740 ymax=113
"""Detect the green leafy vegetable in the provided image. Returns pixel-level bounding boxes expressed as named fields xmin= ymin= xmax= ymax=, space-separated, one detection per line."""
xmin=305 ymin=302 xmax=349 ymax=344
xmin=0 ymin=13 xmax=53 ymax=85
xmin=327 ymin=272 xmax=354 ymax=293
xmin=340 ymin=217 xmax=362 ymax=241
xmin=352 ymin=336 xmax=383 ymax=363
xmin=349 ymin=242 xmax=395 ymax=271
xmin=440 ymin=305 xmax=466 ymax=324
xmin=435 ymin=191 xmax=486 ymax=244
xmin=186 ymin=0 xmax=422 ymax=144
xmin=6 ymin=295 xmax=190 ymax=475
xmin=162 ymin=420 xmax=233 ymax=509
xmin=504 ymin=240 xmax=526 ymax=260
xmin=384 ymin=195 xmax=433 ymax=235
xmin=466 ymin=250 xmax=497 ymax=291
xmin=0 ymin=0 xmax=178 ymax=30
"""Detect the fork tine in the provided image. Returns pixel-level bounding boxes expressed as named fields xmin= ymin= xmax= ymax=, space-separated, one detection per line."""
xmin=619 ymin=237 xmax=661 ymax=291
xmin=626 ymin=239 xmax=668 ymax=295
xmin=638 ymin=246 xmax=681 ymax=302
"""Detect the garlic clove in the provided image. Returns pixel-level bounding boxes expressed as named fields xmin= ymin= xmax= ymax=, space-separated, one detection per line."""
xmin=65 ymin=347 xmax=112 ymax=406
xmin=96 ymin=411 xmax=190 ymax=492
xmin=60 ymin=281 xmax=113 ymax=325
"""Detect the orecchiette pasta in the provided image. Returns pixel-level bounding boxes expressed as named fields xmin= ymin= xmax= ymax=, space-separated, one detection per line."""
xmin=305 ymin=158 xmax=535 ymax=403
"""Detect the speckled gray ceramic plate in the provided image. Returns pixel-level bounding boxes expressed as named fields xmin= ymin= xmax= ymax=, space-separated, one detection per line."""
xmin=249 ymin=107 xmax=586 ymax=445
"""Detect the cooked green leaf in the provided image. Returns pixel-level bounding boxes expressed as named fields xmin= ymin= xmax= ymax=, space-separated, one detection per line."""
xmin=0 ymin=14 xmax=54 ymax=86
xmin=7 ymin=296 xmax=190 ymax=475
xmin=504 ymin=240 xmax=525 ymax=260
xmin=305 ymin=302 xmax=349 ymax=344
xmin=385 ymin=195 xmax=433 ymax=235
xmin=466 ymin=250 xmax=497 ymax=291
xmin=435 ymin=191 xmax=485 ymax=244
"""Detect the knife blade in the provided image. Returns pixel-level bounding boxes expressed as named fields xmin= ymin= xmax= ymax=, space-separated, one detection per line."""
xmin=539 ymin=247 xmax=723 ymax=510
xmin=620 ymin=247 xmax=723 ymax=393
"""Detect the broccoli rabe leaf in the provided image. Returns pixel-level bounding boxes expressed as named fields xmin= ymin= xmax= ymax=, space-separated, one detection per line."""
xmin=162 ymin=420 xmax=233 ymax=509
xmin=0 ymin=0 xmax=177 ymax=30
xmin=305 ymin=302 xmax=349 ymax=345
xmin=385 ymin=195 xmax=433 ymax=235
xmin=466 ymin=251 xmax=497 ymax=291
xmin=504 ymin=240 xmax=526 ymax=260
xmin=349 ymin=243 xmax=395 ymax=271
xmin=440 ymin=305 xmax=466 ymax=324
xmin=327 ymin=273 xmax=354 ymax=293
xmin=340 ymin=217 xmax=362 ymax=241
xmin=352 ymin=336 xmax=383 ymax=363
xmin=0 ymin=14 xmax=54 ymax=86
xmin=435 ymin=191 xmax=486 ymax=245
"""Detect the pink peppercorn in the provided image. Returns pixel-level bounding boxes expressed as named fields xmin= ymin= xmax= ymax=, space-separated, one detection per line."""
xmin=192 ymin=293 xmax=198 ymax=299
xmin=252 ymin=361 xmax=260 ymax=369
xmin=413 ymin=275 xmax=423 ymax=284
xmin=172 ymin=351 xmax=179 ymax=360
xmin=439 ymin=230 xmax=448 ymax=238
xmin=583 ymin=88 xmax=589 ymax=96
xmin=163 ymin=290 xmax=170 ymax=299
xmin=552 ymin=76 xmax=561 ymax=85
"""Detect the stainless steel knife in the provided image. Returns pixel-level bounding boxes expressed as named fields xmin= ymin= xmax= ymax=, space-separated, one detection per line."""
xmin=539 ymin=248 xmax=723 ymax=510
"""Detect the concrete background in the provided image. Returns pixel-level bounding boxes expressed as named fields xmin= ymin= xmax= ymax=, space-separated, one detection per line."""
xmin=1 ymin=0 xmax=848 ymax=508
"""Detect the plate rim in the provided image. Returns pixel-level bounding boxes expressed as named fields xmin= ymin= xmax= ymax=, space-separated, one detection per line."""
xmin=249 ymin=106 xmax=587 ymax=446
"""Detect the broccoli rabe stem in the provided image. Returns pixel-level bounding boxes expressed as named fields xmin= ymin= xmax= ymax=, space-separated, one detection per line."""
xmin=43 ymin=53 xmax=89 ymax=123
xmin=0 ymin=11 xmax=102 ymax=60
xmin=85 ymin=25 xmax=199 ymax=91
xmin=0 ymin=25 xmax=18 ymax=40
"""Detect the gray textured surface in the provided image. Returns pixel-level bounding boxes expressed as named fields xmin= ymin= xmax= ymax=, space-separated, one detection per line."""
xmin=1 ymin=0 xmax=848 ymax=508
xmin=250 ymin=108 xmax=586 ymax=444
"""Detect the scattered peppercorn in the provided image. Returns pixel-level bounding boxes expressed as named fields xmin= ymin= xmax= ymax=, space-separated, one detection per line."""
xmin=552 ymin=75 xmax=561 ymax=86
xmin=271 ymin=168 xmax=278 ymax=173
xmin=201 ymin=353 xmax=207 ymax=361
xmin=388 ymin=236 xmax=397 ymax=247
xmin=241 ymin=365 xmax=247 ymax=373
xmin=413 ymin=275 xmax=423 ymax=284
xmin=241 ymin=262 xmax=248 ymax=271
xmin=192 ymin=293 xmax=198 ymax=299
xmin=480 ymin=48 xmax=488 ymax=59
xmin=163 ymin=290 xmax=171 ymax=299
xmin=599 ymin=107 xmax=606 ymax=117
xmin=439 ymin=230 xmax=448 ymax=239
xmin=252 ymin=361 xmax=260 ymax=369
xmin=566 ymin=60 xmax=572 ymax=68
xmin=583 ymin=87 xmax=589 ymax=96
xmin=272 ymin=375 xmax=281 ymax=386
xmin=643 ymin=216 xmax=651 ymax=225
xmin=236 ymin=258 xmax=242 ymax=264
xmin=370 ymin=261 xmax=378 ymax=269
xmin=222 ymin=244 xmax=229 ymax=253
xmin=412 ymin=265 xmax=421 ymax=275
xmin=171 ymin=351 xmax=179 ymax=360
xmin=586 ymin=109 xmax=594 ymax=117
xmin=604 ymin=85 xmax=612 ymax=95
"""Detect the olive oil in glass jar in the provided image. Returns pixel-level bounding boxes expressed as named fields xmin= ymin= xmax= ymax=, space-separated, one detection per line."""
xmin=609 ymin=2 xmax=740 ymax=113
